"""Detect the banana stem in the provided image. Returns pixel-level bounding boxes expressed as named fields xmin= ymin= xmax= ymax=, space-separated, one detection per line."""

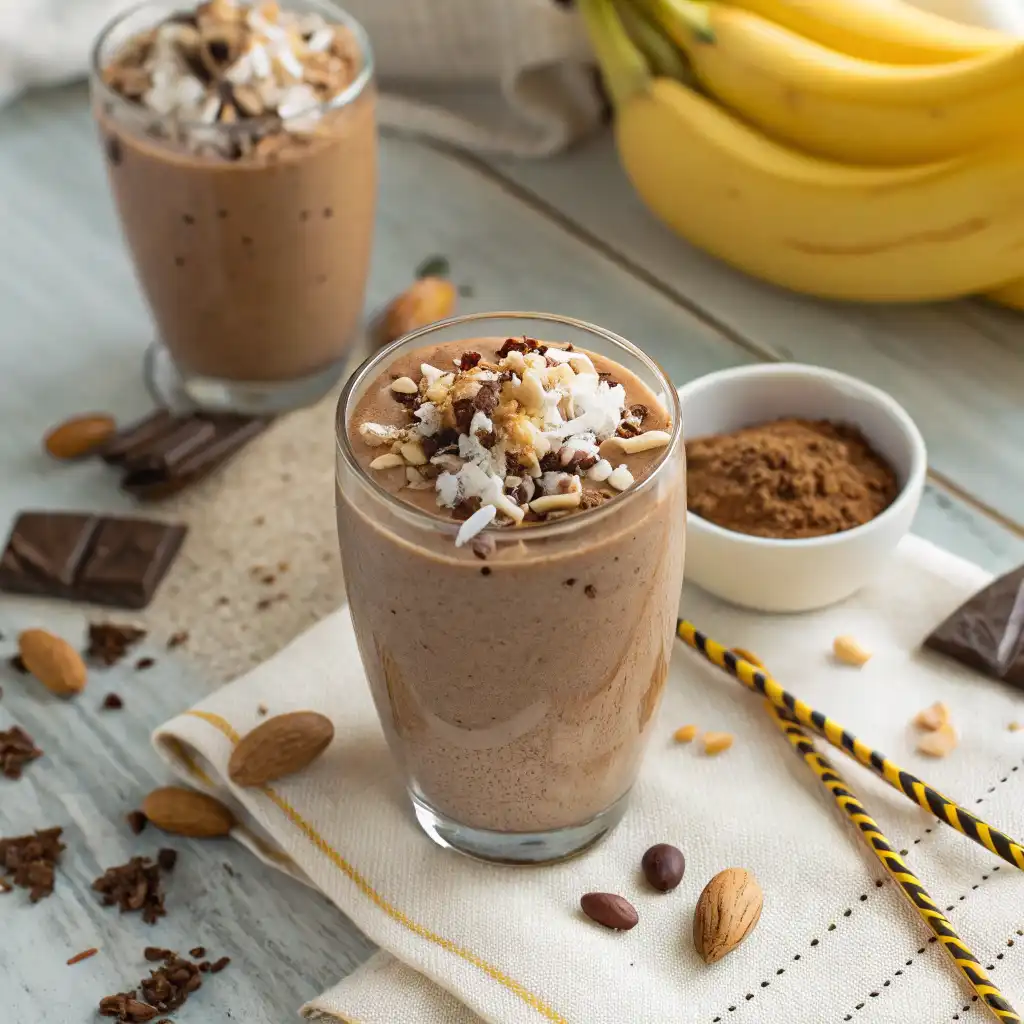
xmin=614 ymin=0 xmax=697 ymax=84
xmin=636 ymin=0 xmax=715 ymax=46
xmin=578 ymin=0 xmax=652 ymax=109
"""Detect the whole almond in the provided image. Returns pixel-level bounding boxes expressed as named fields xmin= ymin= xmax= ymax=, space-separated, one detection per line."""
xmin=44 ymin=413 xmax=117 ymax=460
xmin=18 ymin=628 xmax=87 ymax=697
xmin=693 ymin=867 xmax=763 ymax=964
xmin=142 ymin=786 xmax=235 ymax=837
xmin=580 ymin=892 xmax=639 ymax=931
xmin=378 ymin=277 xmax=456 ymax=347
xmin=227 ymin=711 xmax=334 ymax=787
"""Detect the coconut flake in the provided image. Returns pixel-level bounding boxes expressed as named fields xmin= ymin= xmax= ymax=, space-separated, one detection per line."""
xmin=359 ymin=422 xmax=401 ymax=447
xmin=414 ymin=401 xmax=442 ymax=437
xmin=607 ymin=464 xmax=635 ymax=491
xmin=455 ymin=504 xmax=497 ymax=547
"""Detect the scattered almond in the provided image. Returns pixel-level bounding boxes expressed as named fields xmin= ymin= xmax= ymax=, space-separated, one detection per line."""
xmin=832 ymin=635 xmax=872 ymax=667
xmin=693 ymin=867 xmax=763 ymax=964
xmin=142 ymin=787 xmax=235 ymax=837
xmin=44 ymin=414 xmax=117 ymax=460
xmin=673 ymin=724 xmax=698 ymax=744
xmin=913 ymin=701 xmax=950 ymax=732
xmin=702 ymin=732 xmax=734 ymax=756
xmin=369 ymin=453 xmax=404 ymax=471
xmin=227 ymin=711 xmax=335 ymax=788
xmin=379 ymin=277 xmax=456 ymax=348
xmin=18 ymin=629 xmax=87 ymax=697
xmin=389 ymin=376 xmax=419 ymax=395
xmin=916 ymin=722 xmax=958 ymax=758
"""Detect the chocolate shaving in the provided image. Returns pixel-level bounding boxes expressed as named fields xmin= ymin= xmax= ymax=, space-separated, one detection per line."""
xmin=87 ymin=623 xmax=147 ymax=667
xmin=0 ymin=827 xmax=64 ymax=901
xmin=92 ymin=856 xmax=167 ymax=925
xmin=0 ymin=725 xmax=43 ymax=779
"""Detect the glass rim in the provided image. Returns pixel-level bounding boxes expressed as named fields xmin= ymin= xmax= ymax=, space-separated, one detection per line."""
xmin=335 ymin=311 xmax=684 ymax=542
xmin=90 ymin=0 xmax=375 ymax=135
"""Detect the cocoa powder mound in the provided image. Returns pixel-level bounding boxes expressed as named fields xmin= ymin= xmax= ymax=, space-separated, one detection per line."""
xmin=685 ymin=418 xmax=898 ymax=539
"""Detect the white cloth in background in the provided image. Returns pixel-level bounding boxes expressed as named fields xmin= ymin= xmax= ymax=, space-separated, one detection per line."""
xmin=3 ymin=0 xmax=1022 ymax=155
xmin=153 ymin=534 xmax=1024 ymax=1024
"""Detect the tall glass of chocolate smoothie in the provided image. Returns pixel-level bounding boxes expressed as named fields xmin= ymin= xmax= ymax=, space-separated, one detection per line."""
xmin=337 ymin=313 xmax=686 ymax=863
xmin=90 ymin=0 xmax=376 ymax=414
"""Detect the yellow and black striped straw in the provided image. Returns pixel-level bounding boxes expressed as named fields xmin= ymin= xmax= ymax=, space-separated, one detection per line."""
xmin=764 ymin=700 xmax=1020 ymax=1023
xmin=676 ymin=619 xmax=1024 ymax=874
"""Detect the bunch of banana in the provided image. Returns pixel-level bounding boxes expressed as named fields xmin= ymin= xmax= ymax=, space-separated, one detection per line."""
xmin=580 ymin=0 xmax=1024 ymax=308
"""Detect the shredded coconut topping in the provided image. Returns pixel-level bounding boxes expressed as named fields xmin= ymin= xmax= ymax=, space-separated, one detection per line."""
xmin=357 ymin=337 xmax=670 ymax=541
xmin=101 ymin=0 xmax=362 ymax=158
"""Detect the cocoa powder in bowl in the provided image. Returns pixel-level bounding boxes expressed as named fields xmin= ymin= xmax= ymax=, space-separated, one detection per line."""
xmin=685 ymin=418 xmax=898 ymax=539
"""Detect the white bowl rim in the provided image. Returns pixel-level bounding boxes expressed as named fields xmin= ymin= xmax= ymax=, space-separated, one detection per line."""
xmin=677 ymin=362 xmax=928 ymax=550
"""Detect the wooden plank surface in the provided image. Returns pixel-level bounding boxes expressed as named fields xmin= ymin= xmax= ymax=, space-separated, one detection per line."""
xmin=1 ymin=82 xmax=1023 ymax=1024
xmin=482 ymin=134 xmax=1024 ymax=531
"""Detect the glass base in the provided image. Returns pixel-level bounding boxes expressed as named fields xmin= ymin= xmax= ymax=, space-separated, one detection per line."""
xmin=143 ymin=340 xmax=361 ymax=415
xmin=410 ymin=788 xmax=630 ymax=865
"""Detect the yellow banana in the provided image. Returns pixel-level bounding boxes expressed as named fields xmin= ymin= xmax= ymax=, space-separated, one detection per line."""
xmin=580 ymin=0 xmax=1024 ymax=303
xmin=722 ymin=0 xmax=1008 ymax=64
xmin=984 ymin=278 xmax=1024 ymax=311
xmin=638 ymin=0 xmax=1024 ymax=166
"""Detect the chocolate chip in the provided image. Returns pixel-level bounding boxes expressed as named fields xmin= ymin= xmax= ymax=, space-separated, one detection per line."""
xmin=156 ymin=849 xmax=177 ymax=872
xmin=641 ymin=843 xmax=685 ymax=892
xmin=126 ymin=811 xmax=147 ymax=835
xmin=135 ymin=657 xmax=155 ymax=671
xmin=452 ymin=398 xmax=476 ymax=435
xmin=189 ymin=947 xmax=205 ymax=959
xmin=564 ymin=578 xmax=577 ymax=587
xmin=102 ymin=693 xmax=124 ymax=710
xmin=452 ymin=498 xmax=482 ymax=521
xmin=0 ymin=725 xmax=42 ymax=780
xmin=580 ymin=892 xmax=638 ymax=931
xmin=459 ymin=351 xmax=482 ymax=371
xmin=472 ymin=382 xmax=499 ymax=415
xmin=584 ymin=584 xmax=597 ymax=599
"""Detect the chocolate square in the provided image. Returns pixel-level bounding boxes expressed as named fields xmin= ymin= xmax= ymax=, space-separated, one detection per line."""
xmin=75 ymin=518 xmax=188 ymax=609
xmin=0 ymin=512 xmax=99 ymax=597
xmin=924 ymin=565 xmax=1024 ymax=689
xmin=102 ymin=409 xmax=180 ymax=466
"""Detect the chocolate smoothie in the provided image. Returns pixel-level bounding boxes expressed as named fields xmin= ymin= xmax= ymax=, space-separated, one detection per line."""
xmin=93 ymin=0 xmax=375 ymax=389
xmin=336 ymin=333 xmax=686 ymax=845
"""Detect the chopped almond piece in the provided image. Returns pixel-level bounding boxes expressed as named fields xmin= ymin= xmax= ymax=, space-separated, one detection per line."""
xmin=913 ymin=701 xmax=950 ymax=732
xmin=673 ymin=724 xmax=698 ymax=744
xmin=916 ymin=722 xmax=958 ymax=758
xmin=703 ymin=732 xmax=734 ymax=756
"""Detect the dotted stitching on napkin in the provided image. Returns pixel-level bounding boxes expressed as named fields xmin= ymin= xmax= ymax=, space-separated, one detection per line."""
xmin=707 ymin=759 xmax=1023 ymax=1023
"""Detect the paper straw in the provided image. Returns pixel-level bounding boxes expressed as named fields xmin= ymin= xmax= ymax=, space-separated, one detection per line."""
xmin=676 ymin=619 xmax=1024 ymax=874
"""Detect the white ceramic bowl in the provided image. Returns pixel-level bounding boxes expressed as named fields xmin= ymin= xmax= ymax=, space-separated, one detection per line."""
xmin=678 ymin=364 xmax=927 ymax=613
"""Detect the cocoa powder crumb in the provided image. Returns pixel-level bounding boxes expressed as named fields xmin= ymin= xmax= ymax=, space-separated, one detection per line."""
xmin=686 ymin=418 xmax=898 ymax=539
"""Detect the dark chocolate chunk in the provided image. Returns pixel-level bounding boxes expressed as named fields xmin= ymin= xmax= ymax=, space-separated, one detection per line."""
xmin=925 ymin=566 xmax=1024 ymax=689
xmin=0 ymin=726 xmax=43 ymax=780
xmin=102 ymin=410 xmax=180 ymax=466
xmin=118 ymin=416 xmax=217 ymax=475
xmin=87 ymin=622 xmax=148 ymax=666
xmin=76 ymin=518 xmax=187 ymax=609
xmin=0 ymin=512 xmax=100 ymax=597
xmin=121 ymin=415 xmax=268 ymax=500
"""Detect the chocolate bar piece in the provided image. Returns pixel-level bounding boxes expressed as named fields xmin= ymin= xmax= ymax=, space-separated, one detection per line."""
xmin=924 ymin=565 xmax=1024 ymax=689
xmin=102 ymin=409 xmax=268 ymax=501
xmin=0 ymin=512 xmax=187 ymax=610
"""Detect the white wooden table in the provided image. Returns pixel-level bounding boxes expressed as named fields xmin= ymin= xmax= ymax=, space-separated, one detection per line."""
xmin=2 ymin=84 xmax=1023 ymax=1022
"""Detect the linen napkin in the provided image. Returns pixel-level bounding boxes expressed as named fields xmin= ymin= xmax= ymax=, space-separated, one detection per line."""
xmin=153 ymin=533 xmax=1024 ymax=1023
xmin=0 ymin=0 xmax=600 ymax=156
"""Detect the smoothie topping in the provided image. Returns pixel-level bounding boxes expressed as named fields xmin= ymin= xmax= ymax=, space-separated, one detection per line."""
xmin=102 ymin=0 xmax=361 ymax=153
xmin=357 ymin=339 xmax=672 ymax=544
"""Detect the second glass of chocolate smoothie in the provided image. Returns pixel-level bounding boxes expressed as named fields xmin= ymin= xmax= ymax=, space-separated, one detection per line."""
xmin=336 ymin=312 xmax=686 ymax=863
xmin=91 ymin=0 xmax=376 ymax=414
